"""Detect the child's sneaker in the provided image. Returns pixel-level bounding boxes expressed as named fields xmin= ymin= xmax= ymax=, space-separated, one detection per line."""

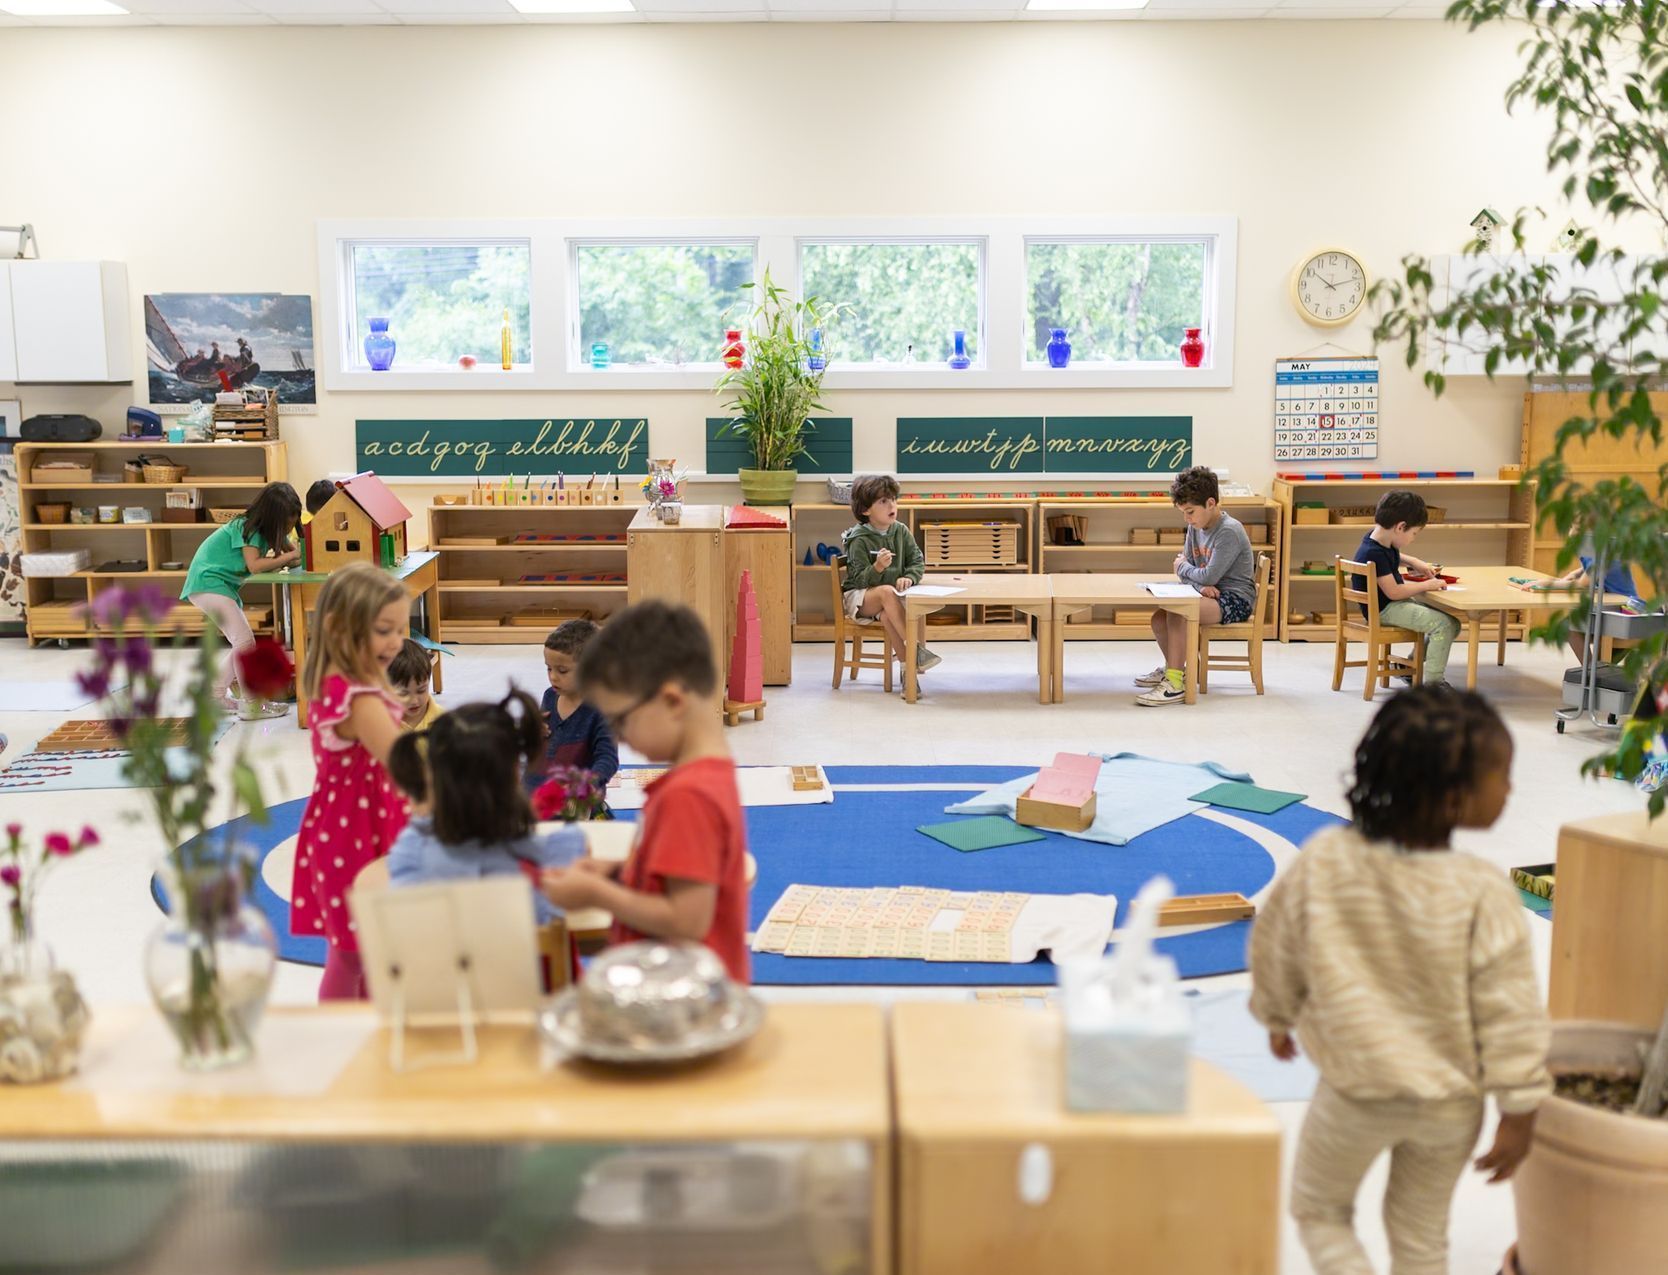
xmin=915 ymin=647 xmax=942 ymax=673
xmin=1135 ymin=681 xmax=1186 ymax=707
xmin=1134 ymin=666 xmax=1167 ymax=688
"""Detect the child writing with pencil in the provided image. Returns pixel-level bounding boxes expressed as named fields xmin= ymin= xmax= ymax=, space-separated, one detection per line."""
xmin=539 ymin=602 xmax=749 ymax=982
xmin=1250 ymin=685 xmax=1549 ymax=1275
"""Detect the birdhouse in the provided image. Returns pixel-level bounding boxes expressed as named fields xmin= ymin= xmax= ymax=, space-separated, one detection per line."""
xmin=304 ymin=471 xmax=412 ymax=575
xmin=1470 ymin=208 xmax=1504 ymax=248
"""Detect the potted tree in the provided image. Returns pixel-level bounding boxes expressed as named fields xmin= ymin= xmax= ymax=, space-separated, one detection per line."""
xmin=1373 ymin=3 xmax=1668 ymax=1270
xmin=715 ymin=269 xmax=850 ymax=506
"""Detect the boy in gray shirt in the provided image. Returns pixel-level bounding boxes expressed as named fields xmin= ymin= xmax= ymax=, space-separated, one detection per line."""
xmin=1136 ymin=465 xmax=1257 ymax=706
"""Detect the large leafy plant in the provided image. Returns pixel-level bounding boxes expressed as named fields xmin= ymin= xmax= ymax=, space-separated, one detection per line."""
xmin=1372 ymin=0 xmax=1668 ymax=811
xmin=715 ymin=268 xmax=851 ymax=471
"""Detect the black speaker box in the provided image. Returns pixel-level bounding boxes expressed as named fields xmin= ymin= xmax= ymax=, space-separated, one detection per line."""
xmin=20 ymin=414 xmax=102 ymax=443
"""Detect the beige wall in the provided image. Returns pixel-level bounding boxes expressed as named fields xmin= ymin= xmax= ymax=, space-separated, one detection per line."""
xmin=0 ymin=19 xmax=1599 ymax=518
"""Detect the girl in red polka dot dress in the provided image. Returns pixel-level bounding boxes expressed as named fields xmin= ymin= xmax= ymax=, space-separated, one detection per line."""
xmin=293 ymin=562 xmax=413 ymax=1000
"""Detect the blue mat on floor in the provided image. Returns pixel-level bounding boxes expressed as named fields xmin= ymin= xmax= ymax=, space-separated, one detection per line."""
xmin=189 ymin=765 xmax=1345 ymax=983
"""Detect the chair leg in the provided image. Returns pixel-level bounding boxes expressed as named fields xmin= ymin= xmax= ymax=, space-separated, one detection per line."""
xmin=1250 ymin=637 xmax=1264 ymax=696
xmin=1413 ymin=635 xmax=1427 ymax=685
xmin=851 ymin=633 xmax=863 ymax=680
xmin=1332 ymin=633 xmax=1347 ymax=692
xmin=832 ymin=632 xmax=845 ymax=689
xmin=1198 ymin=637 xmax=1210 ymax=693
xmin=1362 ymin=643 xmax=1379 ymax=701
xmin=883 ymin=643 xmax=894 ymax=693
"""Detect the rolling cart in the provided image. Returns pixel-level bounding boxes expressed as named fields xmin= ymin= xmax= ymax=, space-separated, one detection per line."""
xmin=1557 ymin=556 xmax=1666 ymax=733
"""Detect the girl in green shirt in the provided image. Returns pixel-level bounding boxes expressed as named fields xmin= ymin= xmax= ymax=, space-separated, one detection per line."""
xmin=182 ymin=482 xmax=302 ymax=718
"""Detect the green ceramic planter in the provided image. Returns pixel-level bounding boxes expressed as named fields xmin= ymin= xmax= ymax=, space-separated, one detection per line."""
xmin=737 ymin=468 xmax=800 ymax=506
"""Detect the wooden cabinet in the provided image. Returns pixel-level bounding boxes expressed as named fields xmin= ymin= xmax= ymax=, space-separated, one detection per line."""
xmin=628 ymin=505 xmax=727 ymax=682
xmin=1549 ymin=812 xmax=1668 ymax=1030
xmin=892 ymin=1003 xmax=1280 ymax=1275
xmin=724 ymin=505 xmax=793 ymax=686
xmin=4 ymin=260 xmax=131 ymax=383
xmin=15 ymin=440 xmax=286 ymax=646
xmin=0 ymin=264 xmax=16 ymax=382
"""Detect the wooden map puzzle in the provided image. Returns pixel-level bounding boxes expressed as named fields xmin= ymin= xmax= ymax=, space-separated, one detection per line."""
xmin=753 ymin=884 xmax=1029 ymax=963
xmin=34 ymin=718 xmax=190 ymax=753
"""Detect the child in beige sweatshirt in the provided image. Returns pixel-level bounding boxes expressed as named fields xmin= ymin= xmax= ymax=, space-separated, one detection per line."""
xmin=1250 ymin=685 xmax=1550 ymax=1275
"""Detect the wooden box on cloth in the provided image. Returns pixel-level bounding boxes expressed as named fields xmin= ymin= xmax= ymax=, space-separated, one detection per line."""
xmin=892 ymin=1003 xmax=1280 ymax=1275
xmin=1015 ymin=788 xmax=1096 ymax=833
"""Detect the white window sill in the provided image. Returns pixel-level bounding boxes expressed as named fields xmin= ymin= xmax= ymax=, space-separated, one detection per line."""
xmin=325 ymin=367 xmax=539 ymax=392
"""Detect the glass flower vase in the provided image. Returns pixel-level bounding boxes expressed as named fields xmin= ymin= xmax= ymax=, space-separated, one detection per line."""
xmin=144 ymin=860 xmax=277 ymax=1072
xmin=947 ymin=329 xmax=971 ymax=370
xmin=0 ymin=933 xmax=90 ymax=1084
xmin=1179 ymin=327 xmax=1205 ymax=368
xmin=1046 ymin=328 xmax=1072 ymax=368
xmin=363 ymin=318 xmax=396 ymax=372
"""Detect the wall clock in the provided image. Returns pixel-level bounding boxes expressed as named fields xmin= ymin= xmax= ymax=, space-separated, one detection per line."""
xmin=1291 ymin=248 xmax=1368 ymax=327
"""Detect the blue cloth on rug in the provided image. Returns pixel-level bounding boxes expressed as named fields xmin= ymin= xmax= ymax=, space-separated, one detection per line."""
xmin=944 ymin=752 xmax=1253 ymax=846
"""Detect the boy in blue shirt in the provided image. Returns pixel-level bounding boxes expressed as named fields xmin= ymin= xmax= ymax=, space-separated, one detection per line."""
xmin=527 ymin=619 xmax=619 ymax=802
xmin=1532 ymin=535 xmax=1640 ymax=663
xmin=1350 ymin=490 xmax=1459 ymax=687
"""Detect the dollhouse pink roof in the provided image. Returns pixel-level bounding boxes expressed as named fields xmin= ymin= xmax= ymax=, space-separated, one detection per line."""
xmin=336 ymin=472 xmax=411 ymax=531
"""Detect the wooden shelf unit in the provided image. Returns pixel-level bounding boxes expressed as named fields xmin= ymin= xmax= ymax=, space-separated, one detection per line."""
xmin=790 ymin=499 xmax=1036 ymax=642
xmin=16 ymin=440 xmax=287 ymax=647
xmin=1038 ymin=497 xmax=1281 ymax=641
xmin=427 ymin=502 xmax=638 ymax=643
xmin=1272 ymin=476 xmax=1536 ymax=642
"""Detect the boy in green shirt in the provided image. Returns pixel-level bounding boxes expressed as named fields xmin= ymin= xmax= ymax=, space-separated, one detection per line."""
xmin=839 ymin=474 xmax=940 ymax=674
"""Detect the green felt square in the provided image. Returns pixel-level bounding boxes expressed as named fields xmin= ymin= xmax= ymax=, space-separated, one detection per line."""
xmin=916 ymin=816 xmax=1047 ymax=853
xmin=1517 ymin=887 xmax=1553 ymax=913
xmin=1189 ymin=782 xmax=1306 ymax=815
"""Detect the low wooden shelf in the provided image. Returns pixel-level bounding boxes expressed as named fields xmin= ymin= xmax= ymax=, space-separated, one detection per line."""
xmin=15 ymin=440 xmax=287 ymax=647
xmin=428 ymin=502 xmax=637 ymax=643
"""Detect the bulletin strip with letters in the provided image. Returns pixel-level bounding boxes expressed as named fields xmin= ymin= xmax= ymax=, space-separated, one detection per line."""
xmin=1273 ymin=357 xmax=1378 ymax=462
xmin=355 ymin=419 xmax=649 ymax=477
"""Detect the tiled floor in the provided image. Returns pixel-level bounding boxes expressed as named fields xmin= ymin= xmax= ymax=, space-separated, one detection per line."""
xmin=0 ymin=632 xmax=1640 ymax=1273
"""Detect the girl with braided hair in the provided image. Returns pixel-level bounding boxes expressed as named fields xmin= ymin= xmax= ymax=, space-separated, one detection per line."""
xmin=1249 ymin=684 xmax=1550 ymax=1275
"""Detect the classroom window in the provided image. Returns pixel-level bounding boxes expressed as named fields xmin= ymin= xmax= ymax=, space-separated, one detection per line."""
xmin=798 ymin=240 xmax=984 ymax=366
xmin=573 ymin=242 xmax=755 ymax=367
xmin=346 ymin=241 xmax=533 ymax=371
xmin=1024 ymin=239 xmax=1209 ymax=365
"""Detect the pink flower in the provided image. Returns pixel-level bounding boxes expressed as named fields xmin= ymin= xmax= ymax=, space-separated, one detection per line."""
xmin=43 ymin=832 xmax=73 ymax=857
xmin=3 ymin=824 xmax=19 ymax=845
xmin=0 ymin=866 xmax=18 ymax=888
xmin=77 ymin=826 xmax=100 ymax=849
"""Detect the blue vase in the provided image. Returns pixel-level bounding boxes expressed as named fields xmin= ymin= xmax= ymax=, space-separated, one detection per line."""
xmin=363 ymin=318 xmax=396 ymax=372
xmin=948 ymin=329 xmax=971 ymax=370
xmin=806 ymin=328 xmax=827 ymax=372
xmin=1046 ymin=328 xmax=1071 ymax=369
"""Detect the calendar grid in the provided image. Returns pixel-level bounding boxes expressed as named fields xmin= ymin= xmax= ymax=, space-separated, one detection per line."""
xmin=1274 ymin=356 xmax=1379 ymax=462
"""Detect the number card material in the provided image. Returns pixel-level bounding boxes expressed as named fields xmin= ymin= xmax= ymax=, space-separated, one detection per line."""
xmin=1274 ymin=356 xmax=1378 ymax=462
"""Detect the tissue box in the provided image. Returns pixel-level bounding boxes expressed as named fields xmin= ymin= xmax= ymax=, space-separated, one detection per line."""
xmin=1065 ymin=1020 xmax=1191 ymax=1114
xmin=21 ymin=550 xmax=91 ymax=578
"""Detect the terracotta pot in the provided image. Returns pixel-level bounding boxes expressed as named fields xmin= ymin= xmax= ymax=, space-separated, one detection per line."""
xmin=1513 ymin=1021 xmax=1668 ymax=1274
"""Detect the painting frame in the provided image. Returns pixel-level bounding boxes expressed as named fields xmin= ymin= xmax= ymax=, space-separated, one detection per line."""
xmin=144 ymin=292 xmax=316 ymax=412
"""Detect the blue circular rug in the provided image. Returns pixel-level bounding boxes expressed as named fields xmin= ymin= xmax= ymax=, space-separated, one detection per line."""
xmin=161 ymin=766 xmax=1343 ymax=986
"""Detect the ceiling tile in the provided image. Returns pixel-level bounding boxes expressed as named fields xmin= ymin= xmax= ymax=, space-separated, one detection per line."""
xmin=1154 ymin=6 xmax=1272 ymax=14
xmin=389 ymin=9 xmax=528 ymax=18
xmin=640 ymin=9 xmax=767 ymax=17
xmin=1148 ymin=0 xmax=1274 ymax=10
xmin=637 ymin=0 xmax=768 ymax=10
xmin=148 ymin=10 xmax=277 ymax=18
xmin=889 ymin=0 xmax=1019 ymax=8
xmin=768 ymin=0 xmax=890 ymax=10
xmin=1267 ymin=6 xmax=1392 ymax=14
xmin=253 ymin=0 xmax=385 ymax=11
xmin=770 ymin=8 xmax=892 ymax=15
xmin=121 ymin=0 xmax=257 ymax=11
xmin=895 ymin=7 xmax=1015 ymax=15
xmin=1384 ymin=4 xmax=1449 ymax=14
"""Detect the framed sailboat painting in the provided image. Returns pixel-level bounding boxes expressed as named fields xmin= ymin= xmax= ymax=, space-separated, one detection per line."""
xmin=145 ymin=292 xmax=316 ymax=409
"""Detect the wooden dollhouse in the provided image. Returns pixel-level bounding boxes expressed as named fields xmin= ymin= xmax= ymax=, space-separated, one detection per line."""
xmin=305 ymin=472 xmax=412 ymax=574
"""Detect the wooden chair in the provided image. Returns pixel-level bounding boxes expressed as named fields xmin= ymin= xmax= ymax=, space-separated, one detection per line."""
xmin=1332 ymin=557 xmax=1427 ymax=700
xmin=828 ymin=555 xmax=894 ymax=692
xmin=1199 ymin=553 xmax=1274 ymax=695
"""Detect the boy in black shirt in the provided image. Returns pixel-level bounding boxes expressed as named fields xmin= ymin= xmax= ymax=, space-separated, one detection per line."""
xmin=1351 ymin=490 xmax=1459 ymax=686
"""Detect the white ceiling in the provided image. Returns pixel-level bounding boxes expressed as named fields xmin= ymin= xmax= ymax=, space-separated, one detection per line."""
xmin=0 ymin=0 xmax=1455 ymax=27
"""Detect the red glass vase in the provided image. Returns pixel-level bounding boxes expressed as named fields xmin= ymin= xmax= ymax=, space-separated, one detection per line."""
xmin=722 ymin=328 xmax=745 ymax=370
xmin=1179 ymin=327 xmax=1205 ymax=368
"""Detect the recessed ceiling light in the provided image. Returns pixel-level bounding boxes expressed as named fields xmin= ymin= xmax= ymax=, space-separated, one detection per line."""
xmin=509 ymin=0 xmax=636 ymax=12
xmin=1026 ymin=0 xmax=1149 ymax=9
xmin=0 ymin=0 xmax=129 ymax=13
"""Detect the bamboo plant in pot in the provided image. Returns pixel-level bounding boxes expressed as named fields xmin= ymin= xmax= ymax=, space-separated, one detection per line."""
xmin=1372 ymin=1 xmax=1668 ymax=1270
xmin=715 ymin=269 xmax=850 ymax=506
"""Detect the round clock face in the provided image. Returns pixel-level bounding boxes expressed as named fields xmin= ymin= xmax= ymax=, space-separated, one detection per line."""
xmin=1293 ymin=250 xmax=1368 ymax=326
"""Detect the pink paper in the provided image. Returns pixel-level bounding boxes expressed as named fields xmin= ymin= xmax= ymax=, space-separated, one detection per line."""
xmin=1030 ymin=753 xmax=1101 ymax=807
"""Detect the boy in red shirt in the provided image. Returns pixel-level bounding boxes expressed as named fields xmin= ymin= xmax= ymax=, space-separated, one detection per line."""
xmin=539 ymin=601 xmax=750 ymax=983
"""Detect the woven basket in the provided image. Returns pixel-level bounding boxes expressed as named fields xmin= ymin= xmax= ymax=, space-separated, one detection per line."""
xmin=33 ymin=502 xmax=70 ymax=524
xmin=143 ymin=461 xmax=188 ymax=484
xmin=209 ymin=507 xmax=241 ymax=525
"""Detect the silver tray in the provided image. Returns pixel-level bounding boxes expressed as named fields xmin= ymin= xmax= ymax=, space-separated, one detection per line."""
xmin=539 ymin=989 xmax=765 ymax=1065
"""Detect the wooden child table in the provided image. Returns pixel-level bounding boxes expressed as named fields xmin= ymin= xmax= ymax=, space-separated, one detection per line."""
xmin=247 ymin=551 xmax=442 ymax=728
xmin=1048 ymin=573 xmax=1202 ymax=704
xmin=899 ymin=573 xmax=1055 ymax=705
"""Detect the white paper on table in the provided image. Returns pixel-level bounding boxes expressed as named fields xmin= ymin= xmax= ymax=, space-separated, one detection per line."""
xmin=907 ymin=585 xmax=966 ymax=597
xmin=1440 ymin=586 xmax=1466 ymax=592
xmin=1143 ymin=582 xmax=1201 ymax=598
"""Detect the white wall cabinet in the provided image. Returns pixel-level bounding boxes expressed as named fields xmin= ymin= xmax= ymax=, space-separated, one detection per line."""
xmin=0 ymin=263 xmax=16 ymax=383
xmin=6 ymin=260 xmax=131 ymax=383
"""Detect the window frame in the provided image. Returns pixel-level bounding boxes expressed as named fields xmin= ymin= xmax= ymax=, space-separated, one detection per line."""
xmin=319 ymin=216 xmax=1236 ymax=391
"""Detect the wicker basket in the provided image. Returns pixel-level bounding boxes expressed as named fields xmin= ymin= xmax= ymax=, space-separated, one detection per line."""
xmin=142 ymin=460 xmax=188 ymax=484
xmin=209 ymin=507 xmax=242 ymax=525
xmin=33 ymin=502 xmax=70 ymax=524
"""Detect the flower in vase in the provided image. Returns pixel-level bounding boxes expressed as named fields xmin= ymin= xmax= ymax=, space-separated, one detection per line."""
xmin=1 ymin=824 xmax=102 ymax=947
xmin=532 ymin=766 xmax=606 ymax=821
xmin=235 ymin=637 xmax=295 ymax=702
xmin=0 ymin=866 xmax=18 ymax=889
xmin=43 ymin=834 xmax=72 ymax=858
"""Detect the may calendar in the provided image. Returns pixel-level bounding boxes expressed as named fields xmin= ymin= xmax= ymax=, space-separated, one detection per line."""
xmin=1274 ymin=356 xmax=1379 ymax=462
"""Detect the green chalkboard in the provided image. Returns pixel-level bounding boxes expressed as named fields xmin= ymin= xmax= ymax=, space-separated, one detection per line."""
xmin=1043 ymin=417 xmax=1193 ymax=473
xmin=895 ymin=417 xmax=1045 ymax=475
xmin=355 ymin=419 xmax=648 ymax=477
xmin=705 ymin=418 xmax=853 ymax=475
